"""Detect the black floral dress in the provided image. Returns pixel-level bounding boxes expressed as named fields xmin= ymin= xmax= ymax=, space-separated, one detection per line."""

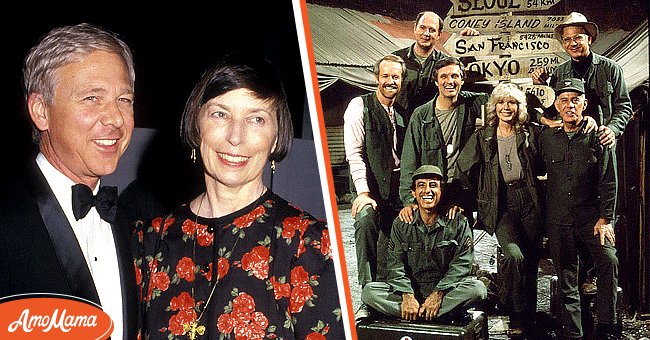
xmin=133 ymin=190 xmax=344 ymax=339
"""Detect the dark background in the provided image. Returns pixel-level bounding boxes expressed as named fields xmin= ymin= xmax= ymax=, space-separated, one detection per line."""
xmin=3 ymin=2 xmax=308 ymax=166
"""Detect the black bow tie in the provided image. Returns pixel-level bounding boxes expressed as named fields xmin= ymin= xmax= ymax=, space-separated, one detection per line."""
xmin=71 ymin=184 xmax=117 ymax=223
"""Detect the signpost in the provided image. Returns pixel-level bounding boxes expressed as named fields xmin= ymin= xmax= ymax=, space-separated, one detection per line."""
xmin=447 ymin=0 xmax=560 ymax=16
xmin=464 ymin=54 xmax=565 ymax=82
xmin=443 ymin=32 xmax=564 ymax=57
xmin=520 ymin=84 xmax=555 ymax=107
xmin=444 ymin=14 xmax=566 ymax=33
xmin=443 ymin=0 xmax=566 ymax=109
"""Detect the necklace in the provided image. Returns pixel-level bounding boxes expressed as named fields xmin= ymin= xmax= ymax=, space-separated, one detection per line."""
xmin=498 ymin=128 xmax=516 ymax=172
xmin=183 ymin=193 xmax=209 ymax=339
xmin=182 ymin=188 xmax=266 ymax=339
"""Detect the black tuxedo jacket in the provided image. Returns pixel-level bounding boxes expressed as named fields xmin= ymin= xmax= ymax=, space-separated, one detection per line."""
xmin=0 ymin=159 xmax=138 ymax=339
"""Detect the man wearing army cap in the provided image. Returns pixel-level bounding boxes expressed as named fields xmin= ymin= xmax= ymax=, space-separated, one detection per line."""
xmin=360 ymin=165 xmax=486 ymax=322
xmin=531 ymin=12 xmax=632 ymax=148
xmin=539 ymin=78 xmax=619 ymax=339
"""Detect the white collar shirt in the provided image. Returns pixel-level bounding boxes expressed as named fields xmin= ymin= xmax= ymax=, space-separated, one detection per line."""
xmin=36 ymin=152 xmax=124 ymax=339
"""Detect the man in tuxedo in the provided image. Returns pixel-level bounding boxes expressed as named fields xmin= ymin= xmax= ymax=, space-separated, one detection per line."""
xmin=0 ymin=23 xmax=137 ymax=339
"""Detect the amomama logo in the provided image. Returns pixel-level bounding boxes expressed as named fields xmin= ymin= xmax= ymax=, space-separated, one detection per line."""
xmin=0 ymin=294 xmax=113 ymax=339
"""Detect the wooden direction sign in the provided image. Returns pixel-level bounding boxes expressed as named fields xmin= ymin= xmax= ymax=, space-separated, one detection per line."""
xmin=444 ymin=32 xmax=564 ymax=57
xmin=447 ymin=0 xmax=561 ymax=17
xmin=464 ymin=54 xmax=566 ymax=82
xmin=444 ymin=14 xmax=566 ymax=33
xmin=520 ymin=84 xmax=555 ymax=108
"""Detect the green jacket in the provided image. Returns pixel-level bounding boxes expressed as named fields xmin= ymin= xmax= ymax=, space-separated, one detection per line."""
xmin=387 ymin=211 xmax=474 ymax=299
xmin=457 ymin=125 xmax=544 ymax=235
xmin=539 ymin=121 xmax=617 ymax=225
xmin=349 ymin=93 xmax=406 ymax=200
xmin=399 ymin=91 xmax=489 ymax=206
xmin=393 ymin=45 xmax=447 ymax=119
xmin=550 ymin=52 xmax=632 ymax=137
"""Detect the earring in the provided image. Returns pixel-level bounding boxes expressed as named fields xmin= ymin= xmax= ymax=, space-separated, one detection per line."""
xmin=269 ymin=160 xmax=276 ymax=191
xmin=190 ymin=148 xmax=196 ymax=164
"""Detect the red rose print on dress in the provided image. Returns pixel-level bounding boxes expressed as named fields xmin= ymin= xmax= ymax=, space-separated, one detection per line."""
xmin=170 ymin=291 xmax=196 ymax=312
xmin=280 ymin=216 xmax=310 ymax=239
xmin=145 ymin=257 xmax=171 ymax=302
xmin=321 ymin=229 xmax=331 ymax=256
xmin=306 ymin=331 xmax=326 ymax=340
xmin=152 ymin=216 xmax=174 ymax=234
xmin=134 ymin=261 xmax=142 ymax=286
xmin=232 ymin=205 xmax=266 ymax=229
xmin=181 ymin=218 xmax=198 ymax=236
xmin=269 ymin=276 xmax=291 ymax=300
xmin=176 ymin=257 xmax=196 ymax=282
xmin=241 ymin=245 xmax=270 ymax=280
xmin=204 ymin=257 xmax=230 ymax=282
xmin=167 ymin=292 xmax=198 ymax=336
xmin=149 ymin=271 xmax=170 ymax=300
xmin=181 ymin=219 xmax=214 ymax=246
xmin=217 ymin=257 xmax=230 ymax=280
xmin=218 ymin=292 xmax=270 ymax=340
xmin=167 ymin=308 xmax=197 ymax=336
xmin=311 ymin=229 xmax=332 ymax=258
xmin=289 ymin=266 xmax=317 ymax=314
xmin=196 ymin=223 xmax=214 ymax=246
xmin=202 ymin=262 xmax=213 ymax=282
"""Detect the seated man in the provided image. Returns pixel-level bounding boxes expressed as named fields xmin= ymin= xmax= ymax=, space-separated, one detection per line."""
xmin=361 ymin=165 xmax=486 ymax=322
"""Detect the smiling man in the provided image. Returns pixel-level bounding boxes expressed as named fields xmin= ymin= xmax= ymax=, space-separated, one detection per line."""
xmin=361 ymin=165 xmax=486 ymax=322
xmin=0 ymin=23 xmax=138 ymax=340
xmin=398 ymin=56 xmax=488 ymax=223
xmin=393 ymin=12 xmax=479 ymax=120
xmin=344 ymin=54 xmax=407 ymax=319
xmin=531 ymin=12 xmax=631 ymax=146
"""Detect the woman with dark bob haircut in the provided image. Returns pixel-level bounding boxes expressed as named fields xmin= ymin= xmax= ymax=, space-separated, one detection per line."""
xmin=134 ymin=54 xmax=344 ymax=339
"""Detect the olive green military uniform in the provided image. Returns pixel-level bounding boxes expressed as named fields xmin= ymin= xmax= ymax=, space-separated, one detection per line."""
xmin=539 ymin=120 xmax=618 ymax=338
xmin=361 ymin=211 xmax=486 ymax=319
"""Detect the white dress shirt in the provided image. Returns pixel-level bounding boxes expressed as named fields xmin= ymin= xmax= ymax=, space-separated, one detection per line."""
xmin=36 ymin=153 xmax=124 ymax=339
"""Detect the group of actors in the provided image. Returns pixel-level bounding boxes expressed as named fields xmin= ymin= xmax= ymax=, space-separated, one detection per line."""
xmin=0 ymin=23 xmax=345 ymax=340
xmin=345 ymin=10 xmax=631 ymax=340
xmin=0 ymin=8 xmax=633 ymax=340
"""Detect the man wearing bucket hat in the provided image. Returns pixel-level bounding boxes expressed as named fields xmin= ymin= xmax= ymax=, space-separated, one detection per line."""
xmin=539 ymin=78 xmax=619 ymax=339
xmin=531 ymin=12 xmax=632 ymax=148
xmin=360 ymin=164 xmax=486 ymax=322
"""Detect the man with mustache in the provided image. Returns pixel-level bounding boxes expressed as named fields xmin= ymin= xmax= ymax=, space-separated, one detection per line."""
xmin=539 ymin=78 xmax=619 ymax=339
xmin=344 ymin=54 xmax=406 ymax=320
xmin=361 ymin=165 xmax=486 ymax=322
xmin=393 ymin=11 xmax=479 ymax=122
xmin=398 ymin=56 xmax=488 ymax=223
